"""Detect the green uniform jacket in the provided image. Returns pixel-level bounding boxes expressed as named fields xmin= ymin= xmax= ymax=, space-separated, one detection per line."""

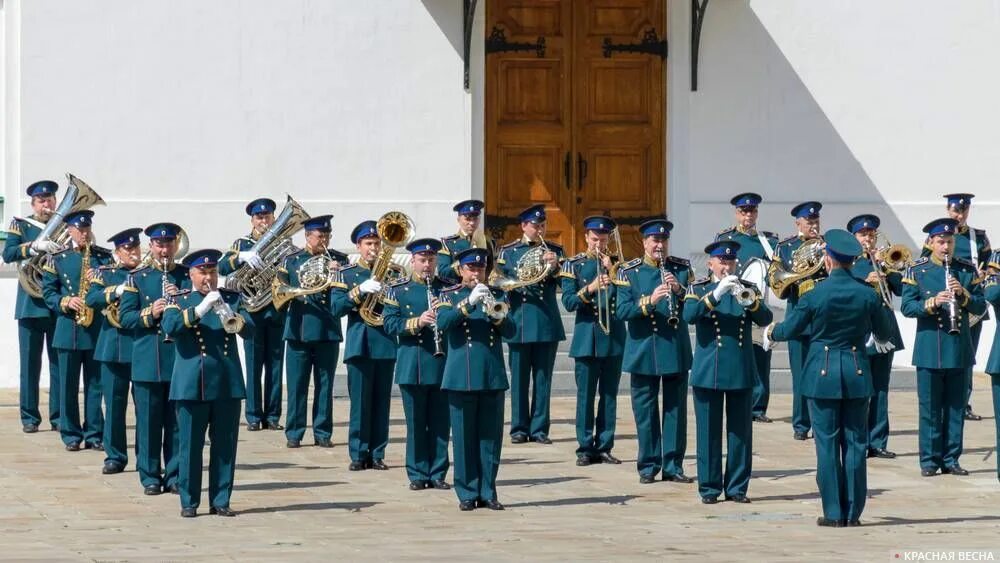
xmin=559 ymin=253 xmax=625 ymax=358
xmin=437 ymin=233 xmax=495 ymax=285
xmin=496 ymin=238 xmax=566 ymax=344
xmin=277 ymin=249 xmax=346 ymax=343
xmin=162 ymin=290 xmax=254 ymax=401
xmin=984 ymin=275 xmax=1000 ymax=375
xmin=119 ymin=262 xmax=191 ymax=383
xmin=684 ymin=278 xmax=773 ymax=390
xmin=382 ymin=274 xmax=448 ymax=386
xmin=616 ymin=256 xmax=693 ymax=375
xmin=220 ymin=234 xmax=287 ymax=324
xmin=436 ymin=284 xmax=514 ymax=391
xmin=41 ymin=246 xmax=114 ymax=350
xmin=715 ymin=226 xmax=779 ymax=274
xmin=331 ymin=260 xmax=398 ymax=361
xmin=771 ymin=269 xmax=894 ymax=399
xmin=901 ymin=256 xmax=986 ymax=369
xmin=4 ymin=216 xmax=57 ymax=319
xmin=920 ymin=226 xmax=991 ymax=269
xmin=86 ymin=265 xmax=135 ymax=364
xmin=850 ymin=256 xmax=905 ymax=353
xmin=775 ymin=234 xmax=826 ymax=333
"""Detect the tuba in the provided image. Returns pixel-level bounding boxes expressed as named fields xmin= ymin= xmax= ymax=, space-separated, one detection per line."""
xmin=358 ymin=211 xmax=415 ymax=327
xmin=225 ymin=196 xmax=311 ymax=312
xmin=767 ymin=238 xmax=826 ymax=299
xmin=271 ymin=253 xmax=340 ymax=311
xmin=17 ymin=173 xmax=105 ymax=298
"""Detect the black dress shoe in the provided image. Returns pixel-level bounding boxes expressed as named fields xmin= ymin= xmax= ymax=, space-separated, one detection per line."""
xmin=348 ymin=461 xmax=366 ymax=471
xmin=430 ymin=479 xmax=450 ymax=490
xmin=921 ymin=468 xmax=938 ymax=477
xmin=639 ymin=474 xmax=657 ymax=484
xmin=268 ymin=422 xmax=285 ymax=431
xmin=964 ymin=407 xmax=982 ymax=421
xmin=701 ymin=496 xmax=718 ymax=504
xmin=209 ymin=506 xmax=237 ymax=517
xmin=816 ymin=517 xmax=844 ymax=528
xmin=663 ymin=473 xmax=694 ymax=484
xmin=753 ymin=415 xmax=773 ymax=423
xmin=286 ymin=439 xmax=301 ymax=449
xmin=510 ymin=434 xmax=528 ymax=444
xmin=180 ymin=508 xmax=197 ymax=518
xmin=793 ymin=432 xmax=809 ymax=441
xmin=409 ymin=480 xmax=428 ymax=491
xmin=65 ymin=442 xmax=81 ymax=452
xmin=846 ymin=519 xmax=862 ymax=527
xmin=370 ymin=460 xmax=389 ymax=471
xmin=247 ymin=422 xmax=262 ymax=431
xmin=943 ymin=464 xmax=969 ymax=476
xmin=50 ymin=423 xmax=59 ymax=432
xmin=484 ymin=498 xmax=504 ymax=511
xmin=459 ymin=500 xmax=476 ymax=511
xmin=314 ymin=438 xmax=333 ymax=448
xmin=726 ymin=495 xmax=751 ymax=504
xmin=144 ymin=484 xmax=163 ymax=496
xmin=166 ymin=484 xmax=179 ymax=495
xmin=531 ymin=435 xmax=552 ymax=445
xmin=867 ymin=448 xmax=896 ymax=459
xmin=22 ymin=424 xmax=38 ymax=434
xmin=86 ymin=441 xmax=104 ymax=451
xmin=599 ymin=452 xmax=622 ymax=464
xmin=102 ymin=461 xmax=125 ymax=475
xmin=576 ymin=456 xmax=592 ymax=467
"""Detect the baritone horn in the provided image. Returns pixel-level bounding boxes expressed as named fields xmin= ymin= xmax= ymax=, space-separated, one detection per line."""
xmin=358 ymin=211 xmax=415 ymax=327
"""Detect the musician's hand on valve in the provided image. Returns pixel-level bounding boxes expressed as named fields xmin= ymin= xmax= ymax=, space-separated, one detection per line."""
xmin=31 ymin=239 xmax=61 ymax=254
xmin=194 ymin=292 xmax=221 ymax=318
xmin=933 ymin=290 xmax=954 ymax=307
xmin=712 ymin=276 xmax=738 ymax=301
xmin=418 ymin=309 xmax=437 ymax=328
xmin=359 ymin=279 xmax=382 ymax=295
xmin=865 ymin=272 xmax=881 ymax=285
xmin=239 ymin=250 xmax=263 ymax=270
xmin=468 ymin=284 xmax=490 ymax=305
xmin=542 ymin=251 xmax=558 ymax=267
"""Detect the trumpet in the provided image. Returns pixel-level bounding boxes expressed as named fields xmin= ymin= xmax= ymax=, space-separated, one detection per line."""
xmin=425 ymin=274 xmax=444 ymax=357
xmin=943 ymin=253 xmax=960 ymax=335
xmin=203 ymin=280 xmax=244 ymax=334
xmin=657 ymin=250 xmax=679 ymax=328
xmin=473 ymin=275 xmax=509 ymax=317
xmin=731 ymin=279 xmax=760 ymax=308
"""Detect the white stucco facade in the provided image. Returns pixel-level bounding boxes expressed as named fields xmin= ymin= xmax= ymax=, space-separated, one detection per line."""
xmin=1 ymin=0 xmax=997 ymax=386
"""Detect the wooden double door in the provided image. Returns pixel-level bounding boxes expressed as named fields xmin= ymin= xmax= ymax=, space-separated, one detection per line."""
xmin=485 ymin=0 xmax=667 ymax=257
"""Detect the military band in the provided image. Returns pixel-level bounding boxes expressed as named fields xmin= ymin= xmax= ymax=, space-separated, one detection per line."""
xmin=4 ymin=180 xmax=62 ymax=433
xmin=8 ymin=174 xmax=1000 ymax=524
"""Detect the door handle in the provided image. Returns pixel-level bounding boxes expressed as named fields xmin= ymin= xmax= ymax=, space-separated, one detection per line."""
xmin=577 ymin=153 xmax=588 ymax=191
xmin=564 ymin=152 xmax=572 ymax=190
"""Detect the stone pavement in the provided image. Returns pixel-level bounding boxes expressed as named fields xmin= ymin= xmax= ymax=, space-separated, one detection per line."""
xmin=0 ymin=378 xmax=998 ymax=562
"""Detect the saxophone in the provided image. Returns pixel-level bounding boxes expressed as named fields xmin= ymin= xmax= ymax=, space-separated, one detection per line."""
xmin=75 ymin=244 xmax=95 ymax=328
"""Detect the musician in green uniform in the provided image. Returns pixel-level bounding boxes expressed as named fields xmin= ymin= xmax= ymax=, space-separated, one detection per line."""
xmin=3 ymin=180 xmax=61 ymax=433
xmin=86 ymin=228 xmax=143 ymax=474
xmin=616 ymin=219 xmax=694 ymax=485
xmin=332 ymin=220 xmax=399 ymax=471
xmin=902 ymin=218 xmax=986 ymax=477
xmin=436 ymin=247 xmax=514 ymax=511
xmin=919 ymin=194 xmax=992 ymax=421
xmin=383 ymin=238 xmax=451 ymax=490
xmin=220 ymin=197 xmax=286 ymax=431
xmin=496 ymin=204 xmax=565 ymax=444
xmin=560 ymin=216 xmax=625 ymax=466
xmin=120 ymin=222 xmax=189 ymax=495
xmin=41 ymin=210 xmax=113 ymax=451
xmin=774 ymin=201 xmax=825 ymax=440
xmin=983 ymin=252 xmax=1000 ymax=481
xmin=847 ymin=215 xmax=905 ymax=459
xmin=685 ymin=240 xmax=772 ymax=504
xmin=763 ymin=229 xmax=893 ymax=527
xmin=163 ymin=249 xmax=255 ymax=518
xmin=437 ymin=199 xmax=493 ymax=284
xmin=276 ymin=215 xmax=346 ymax=448
xmin=716 ymin=193 xmax=779 ymax=423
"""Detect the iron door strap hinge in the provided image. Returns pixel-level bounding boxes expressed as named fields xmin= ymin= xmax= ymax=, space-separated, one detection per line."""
xmin=484 ymin=213 xmax=522 ymax=243
xmin=485 ymin=26 xmax=546 ymax=57
xmin=602 ymin=27 xmax=668 ymax=60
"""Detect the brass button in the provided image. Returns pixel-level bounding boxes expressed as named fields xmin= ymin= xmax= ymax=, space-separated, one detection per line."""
xmin=824 ymin=346 xmax=829 ymax=351
xmin=857 ymin=370 xmax=863 ymax=375
xmin=820 ymin=369 xmax=827 ymax=376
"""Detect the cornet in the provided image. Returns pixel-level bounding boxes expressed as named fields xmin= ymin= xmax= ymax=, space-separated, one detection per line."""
xmin=202 ymin=280 xmax=244 ymax=334
xmin=731 ymin=279 xmax=759 ymax=308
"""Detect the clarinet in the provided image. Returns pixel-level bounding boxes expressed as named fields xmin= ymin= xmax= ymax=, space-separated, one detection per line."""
xmin=425 ymin=274 xmax=444 ymax=357
xmin=943 ymin=253 xmax=960 ymax=335
xmin=658 ymin=250 xmax=679 ymax=327
xmin=161 ymin=257 xmax=175 ymax=344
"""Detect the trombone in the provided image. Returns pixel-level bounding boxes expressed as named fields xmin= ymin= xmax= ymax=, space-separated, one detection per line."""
xmin=595 ymin=227 xmax=624 ymax=335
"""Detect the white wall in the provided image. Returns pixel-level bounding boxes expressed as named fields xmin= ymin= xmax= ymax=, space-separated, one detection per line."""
xmin=3 ymin=0 xmax=471 ymax=250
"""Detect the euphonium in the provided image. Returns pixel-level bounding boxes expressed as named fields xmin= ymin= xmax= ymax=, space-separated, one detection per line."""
xmin=74 ymin=243 xmax=95 ymax=328
xmin=225 ymin=196 xmax=311 ymax=312
xmin=18 ymin=173 xmax=105 ymax=298
xmin=358 ymin=211 xmax=415 ymax=327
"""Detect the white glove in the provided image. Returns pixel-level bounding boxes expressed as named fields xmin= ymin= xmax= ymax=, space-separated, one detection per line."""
xmin=194 ymin=291 xmax=222 ymax=318
xmin=711 ymin=275 xmax=739 ymax=301
xmin=114 ymin=284 xmax=126 ymax=298
xmin=238 ymin=250 xmax=264 ymax=270
xmin=866 ymin=333 xmax=896 ymax=354
xmin=761 ymin=323 xmax=774 ymax=352
xmin=468 ymin=284 xmax=490 ymax=306
xmin=31 ymin=239 xmax=61 ymax=254
xmin=359 ymin=279 xmax=382 ymax=294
